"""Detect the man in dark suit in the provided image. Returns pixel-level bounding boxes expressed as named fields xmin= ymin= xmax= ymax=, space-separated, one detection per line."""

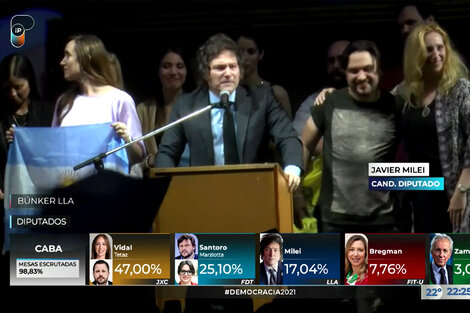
xmin=175 ymin=234 xmax=198 ymax=260
xmin=259 ymin=233 xmax=283 ymax=285
xmin=429 ymin=233 xmax=453 ymax=284
xmin=154 ymin=33 xmax=302 ymax=192
xmin=91 ymin=260 xmax=113 ymax=285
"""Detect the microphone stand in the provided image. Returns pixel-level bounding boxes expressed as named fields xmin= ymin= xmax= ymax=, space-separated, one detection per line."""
xmin=73 ymin=103 xmax=218 ymax=171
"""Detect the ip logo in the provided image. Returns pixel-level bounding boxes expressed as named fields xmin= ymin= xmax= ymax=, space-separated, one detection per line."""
xmin=10 ymin=15 xmax=35 ymax=48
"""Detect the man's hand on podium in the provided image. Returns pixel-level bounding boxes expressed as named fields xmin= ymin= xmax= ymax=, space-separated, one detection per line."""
xmin=286 ymin=173 xmax=300 ymax=192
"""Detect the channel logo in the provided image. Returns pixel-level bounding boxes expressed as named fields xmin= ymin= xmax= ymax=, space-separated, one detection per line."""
xmin=10 ymin=15 xmax=35 ymax=48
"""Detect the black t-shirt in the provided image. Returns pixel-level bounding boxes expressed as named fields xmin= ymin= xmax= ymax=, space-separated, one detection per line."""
xmin=402 ymin=99 xmax=442 ymax=177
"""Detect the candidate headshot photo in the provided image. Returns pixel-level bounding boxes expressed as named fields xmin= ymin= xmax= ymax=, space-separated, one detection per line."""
xmin=175 ymin=260 xmax=198 ymax=286
xmin=90 ymin=259 xmax=113 ymax=285
xmin=259 ymin=233 xmax=283 ymax=285
xmin=175 ymin=233 xmax=198 ymax=259
xmin=345 ymin=234 xmax=369 ymax=285
xmin=90 ymin=233 xmax=113 ymax=259
xmin=430 ymin=233 xmax=453 ymax=284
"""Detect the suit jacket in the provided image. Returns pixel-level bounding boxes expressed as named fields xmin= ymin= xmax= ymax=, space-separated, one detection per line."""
xmin=430 ymin=263 xmax=453 ymax=284
xmin=92 ymin=280 xmax=113 ymax=285
xmin=155 ymin=85 xmax=302 ymax=169
xmin=259 ymin=261 xmax=283 ymax=285
xmin=175 ymin=253 xmax=198 ymax=260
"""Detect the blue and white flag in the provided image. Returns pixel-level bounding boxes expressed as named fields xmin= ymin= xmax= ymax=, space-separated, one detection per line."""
xmin=3 ymin=123 xmax=129 ymax=250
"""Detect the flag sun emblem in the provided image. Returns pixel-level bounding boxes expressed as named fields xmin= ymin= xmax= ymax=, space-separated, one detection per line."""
xmin=57 ymin=170 xmax=79 ymax=187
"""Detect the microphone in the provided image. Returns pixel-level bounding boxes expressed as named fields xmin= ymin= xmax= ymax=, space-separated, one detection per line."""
xmin=219 ymin=89 xmax=230 ymax=108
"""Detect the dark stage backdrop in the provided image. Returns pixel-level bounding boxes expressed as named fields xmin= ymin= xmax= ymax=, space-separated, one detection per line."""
xmin=2 ymin=0 xmax=470 ymax=113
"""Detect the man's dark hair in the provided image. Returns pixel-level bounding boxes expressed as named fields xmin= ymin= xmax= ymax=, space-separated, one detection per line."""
xmin=340 ymin=40 xmax=382 ymax=72
xmin=177 ymin=234 xmax=196 ymax=247
xmin=93 ymin=259 xmax=110 ymax=271
xmin=236 ymin=26 xmax=266 ymax=53
xmin=196 ymin=33 xmax=244 ymax=84
xmin=259 ymin=233 xmax=283 ymax=256
xmin=395 ymin=2 xmax=436 ymax=20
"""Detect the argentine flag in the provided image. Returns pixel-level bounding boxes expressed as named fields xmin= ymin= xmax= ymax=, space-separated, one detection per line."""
xmin=3 ymin=123 xmax=129 ymax=250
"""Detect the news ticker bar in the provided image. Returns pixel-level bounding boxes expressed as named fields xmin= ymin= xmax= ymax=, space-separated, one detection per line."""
xmin=368 ymin=163 xmax=444 ymax=190
xmin=162 ymin=285 xmax=470 ymax=300
xmin=9 ymin=233 xmax=470 ymax=288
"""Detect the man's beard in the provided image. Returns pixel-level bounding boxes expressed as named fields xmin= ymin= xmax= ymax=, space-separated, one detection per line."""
xmin=183 ymin=251 xmax=194 ymax=258
xmin=327 ymin=72 xmax=347 ymax=89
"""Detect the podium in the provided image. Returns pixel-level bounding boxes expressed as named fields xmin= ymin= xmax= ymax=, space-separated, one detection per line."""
xmin=146 ymin=163 xmax=293 ymax=233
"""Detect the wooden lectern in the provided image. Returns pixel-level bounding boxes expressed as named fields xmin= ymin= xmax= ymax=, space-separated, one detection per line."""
xmin=146 ymin=163 xmax=293 ymax=233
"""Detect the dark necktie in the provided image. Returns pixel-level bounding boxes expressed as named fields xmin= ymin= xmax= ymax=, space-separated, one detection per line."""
xmin=269 ymin=268 xmax=277 ymax=285
xmin=439 ymin=268 xmax=447 ymax=284
xmin=223 ymin=103 xmax=239 ymax=164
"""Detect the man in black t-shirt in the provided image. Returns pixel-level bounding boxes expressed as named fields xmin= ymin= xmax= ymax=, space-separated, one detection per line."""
xmin=301 ymin=40 xmax=400 ymax=233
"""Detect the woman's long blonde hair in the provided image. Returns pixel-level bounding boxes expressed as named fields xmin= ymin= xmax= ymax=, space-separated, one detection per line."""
xmin=402 ymin=22 xmax=468 ymax=104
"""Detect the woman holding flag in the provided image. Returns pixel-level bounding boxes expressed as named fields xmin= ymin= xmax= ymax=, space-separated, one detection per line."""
xmin=0 ymin=54 xmax=53 ymax=253
xmin=6 ymin=34 xmax=145 ymax=168
xmin=0 ymin=54 xmax=53 ymax=199
xmin=2 ymin=35 xmax=145 ymax=253
xmin=52 ymin=34 xmax=145 ymax=166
